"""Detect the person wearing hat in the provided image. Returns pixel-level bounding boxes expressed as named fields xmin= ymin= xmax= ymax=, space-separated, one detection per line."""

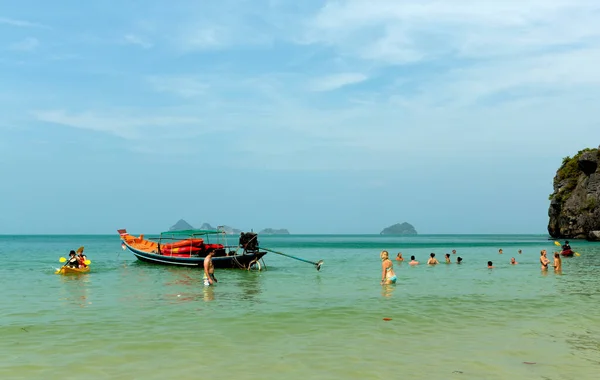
xmin=67 ymin=250 xmax=79 ymax=268
xmin=76 ymin=247 xmax=88 ymax=268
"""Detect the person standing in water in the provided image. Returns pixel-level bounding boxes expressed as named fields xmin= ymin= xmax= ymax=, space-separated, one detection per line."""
xmin=444 ymin=253 xmax=451 ymax=263
xmin=510 ymin=257 xmax=518 ymax=265
xmin=456 ymin=257 xmax=463 ymax=264
xmin=395 ymin=253 xmax=404 ymax=262
xmin=380 ymin=250 xmax=397 ymax=285
xmin=540 ymin=250 xmax=550 ymax=271
xmin=553 ymin=252 xmax=562 ymax=272
xmin=203 ymin=250 xmax=217 ymax=286
xmin=409 ymin=256 xmax=419 ymax=265
xmin=487 ymin=261 xmax=494 ymax=269
xmin=427 ymin=253 xmax=439 ymax=265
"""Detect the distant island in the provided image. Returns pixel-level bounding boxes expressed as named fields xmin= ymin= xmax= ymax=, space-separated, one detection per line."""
xmin=168 ymin=219 xmax=289 ymax=235
xmin=259 ymin=228 xmax=290 ymax=235
xmin=380 ymin=222 xmax=418 ymax=235
xmin=548 ymin=146 xmax=600 ymax=241
xmin=169 ymin=219 xmax=194 ymax=231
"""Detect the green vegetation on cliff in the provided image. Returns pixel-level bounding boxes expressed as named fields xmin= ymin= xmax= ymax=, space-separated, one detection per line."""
xmin=549 ymin=148 xmax=597 ymax=203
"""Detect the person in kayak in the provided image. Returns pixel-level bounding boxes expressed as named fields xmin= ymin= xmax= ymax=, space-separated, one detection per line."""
xmin=203 ymin=250 xmax=217 ymax=286
xmin=562 ymin=241 xmax=572 ymax=252
xmin=77 ymin=249 xmax=88 ymax=268
xmin=67 ymin=251 xmax=79 ymax=268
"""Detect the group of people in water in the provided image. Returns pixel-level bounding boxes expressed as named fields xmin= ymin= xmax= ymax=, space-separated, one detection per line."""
xmin=380 ymin=242 xmax=570 ymax=285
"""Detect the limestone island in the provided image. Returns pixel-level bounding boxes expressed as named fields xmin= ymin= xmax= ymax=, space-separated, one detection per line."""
xmin=259 ymin=228 xmax=290 ymax=235
xmin=168 ymin=220 xmax=241 ymax=235
xmin=380 ymin=222 xmax=418 ymax=235
xmin=548 ymin=146 xmax=600 ymax=241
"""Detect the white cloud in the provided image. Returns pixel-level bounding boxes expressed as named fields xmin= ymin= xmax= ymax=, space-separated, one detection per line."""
xmin=32 ymin=109 xmax=204 ymax=140
xmin=0 ymin=17 xmax=49 ymax=29
xmin=309 ymin=73 xmax=368 ymax=92
xmin=124 ymin=34 xmax=153 ymax=49
xmin=9 ymin=37 xmax=39 ymax=52
xmin=305 ymin=0 xmax=600 ymax=63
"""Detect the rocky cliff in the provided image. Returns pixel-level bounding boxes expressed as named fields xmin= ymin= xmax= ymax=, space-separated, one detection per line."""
xmin=548 ymin=147 xmax=600 ymax=241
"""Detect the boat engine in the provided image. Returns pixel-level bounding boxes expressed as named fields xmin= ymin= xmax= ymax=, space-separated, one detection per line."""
xmin=239 ymin=232 xmax=259 ymax=252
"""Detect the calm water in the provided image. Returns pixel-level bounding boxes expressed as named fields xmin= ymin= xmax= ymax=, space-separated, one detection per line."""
xmin=1 ymin=234 xmax=599 ymax=380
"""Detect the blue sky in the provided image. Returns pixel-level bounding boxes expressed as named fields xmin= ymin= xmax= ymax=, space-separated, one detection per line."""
xmin=1 ymin=0 xmax=600 ymax=234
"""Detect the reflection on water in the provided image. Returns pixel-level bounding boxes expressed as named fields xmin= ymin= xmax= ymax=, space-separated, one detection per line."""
xmin=381 ymin=284 xmax=396 ymax=298
xmin=59 ymin=274 xmax=91 ymax=307
xmin=236 ymin=272 xmax=262 ymax=302
xmin=203 ymin=286 xmax=215 ymax=302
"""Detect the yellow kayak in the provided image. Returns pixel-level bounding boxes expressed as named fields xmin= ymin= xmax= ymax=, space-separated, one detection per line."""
xmin=55 ymin=266 xmax=90 ymax=275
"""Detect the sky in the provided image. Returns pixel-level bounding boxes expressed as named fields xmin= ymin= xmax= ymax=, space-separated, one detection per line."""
xmin=1 ymin=0 xmax=600 ymax=235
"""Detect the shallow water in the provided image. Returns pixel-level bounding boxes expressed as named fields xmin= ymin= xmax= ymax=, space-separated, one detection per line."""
xmin=1 ymin=234 xmax=599 ymax=379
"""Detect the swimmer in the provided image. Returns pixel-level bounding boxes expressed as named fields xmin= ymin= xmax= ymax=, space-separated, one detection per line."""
xmin=445 ymin=253 xmax=451 ymax=263
xmin=427 ymin=253 xmax=439 ymax=265
xmin=409 ymin=256 xmax=419 ymax=265
xmin=540 ymin=250 xmax=550 ymax=271
xmin=553 ymin=252 xmax=562 ymax=272
xmin=487 ymin=261 xmax=494 ymax=269
xmin=498 ymin=249 xmax=503 ymax=254
xmin=395 ymin=252 xmax=404 ymax=262
xmin=456 ymin=257 xmax=463 ymax=264
xmin=452 ymin=249 xmax=457 ymax=255
xmin=510 ymin=257 xmax=518 ymax=265
xmin=380 ymin=251 xmax=397 ymax=285
xmin=518 ymin=249 xmax=522 ymax=254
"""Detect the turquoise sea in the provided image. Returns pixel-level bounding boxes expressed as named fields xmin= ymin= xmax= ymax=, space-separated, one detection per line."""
xmin=1 ymin=234 xmax=599 ymax=380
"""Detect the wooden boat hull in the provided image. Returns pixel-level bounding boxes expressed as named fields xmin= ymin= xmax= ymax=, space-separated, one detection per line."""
xmin=123 ymin=241 xmax=266 ymax=269
xmin=561 ymin=250 xmax=574 ymax=257
xmin=56 ymin=266 xmax=90 ymax=275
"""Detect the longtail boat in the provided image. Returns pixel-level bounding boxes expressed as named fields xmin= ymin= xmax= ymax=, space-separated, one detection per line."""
xmin=117 ymin=228 xmax=266 ymax=269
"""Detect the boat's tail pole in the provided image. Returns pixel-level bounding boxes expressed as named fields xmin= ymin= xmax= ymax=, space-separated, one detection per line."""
xmin=261 ymin=247 xmax=323 ymax=271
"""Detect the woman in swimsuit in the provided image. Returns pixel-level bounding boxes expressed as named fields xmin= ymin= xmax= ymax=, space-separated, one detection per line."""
xmin=540 ymin=250 xmax=550 ymax=271
xmin=553 ymin=252 xmax=562 ymax=272
xmin=380 ymin=251 xmax=397 ymax=285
